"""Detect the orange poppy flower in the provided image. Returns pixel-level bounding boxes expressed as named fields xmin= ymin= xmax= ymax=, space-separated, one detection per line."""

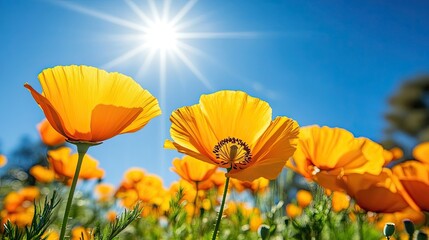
xmin=331 ymin=191 xmax=350 ymax=212
xmin=171 ymin=155 xmax=218 ymax=185
xmin=342 ymin=168 xmax=419 ymax=213
xmin=287 ymin=125 xmax=385 ymax=191
xmin=1 ymin=186 xmax=40 ymax=228
xmin=0 ymin=154 xmax=7 ymax=168
xmin=25 ymin=65 xmax=161 ymax=143
xmin=71 ymin=226 xmax=92 ymax=240
xmin=413 ymin=142 xmax=429 ymax=163
xmin=95 ymin=183 xmax=115 ymax=202
xmin=285 ymin=203 xmax=302 ymax=219
xmin=392 ymin=161 xmax=429 ymax=211
xmin=37 ymin=118 xmax=66 ymax=146
xmin=42 ymin=230 xmax=60 ymax=240
xmin=231 ymin=177 xmax=270 ymax=194
xmin=376 ymin=207 xmax=425 ymax=231
xmin=169 ymin=179 xmax=198 ymax=203
xmin=165 ymin=90 xmax=299 ymax=181
xmin=29 ymin=165 xmax=55 ymax=183
xmin=296 ymin=189 xmax=312 ymax=208
xmin=48 ymin=147 xmax=104 ymax=180
xmin=106 ymin=210 xmax=117 ymax=222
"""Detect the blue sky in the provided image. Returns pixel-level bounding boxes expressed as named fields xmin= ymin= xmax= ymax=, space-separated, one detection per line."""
xmin=1 ymin=0 xmax=428 ymax=186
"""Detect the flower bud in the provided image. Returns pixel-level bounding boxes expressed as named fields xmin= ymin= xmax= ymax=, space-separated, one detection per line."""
xmin=417 ymin=231 xmax=428 ymax=240
xmin=403 ymin=219 xmax=415 ymax=236
xmin=383 ymin=223 xmax=395 ymax=238
xmin=258 ymin=224 xmax=270 ymax=240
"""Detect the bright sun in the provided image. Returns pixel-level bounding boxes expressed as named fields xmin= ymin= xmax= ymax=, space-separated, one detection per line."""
xmin=145 ymin=21 xmax=178 ymax=51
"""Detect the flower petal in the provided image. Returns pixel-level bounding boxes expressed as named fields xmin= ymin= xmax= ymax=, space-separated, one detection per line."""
xmin=90 ymin=104 xmax=142 ymax=142
xmin=24 ymin=83 xmax=71 ymax=139
xmin=169 ymin=104 xmax=218 ymax=164
xmin=227 ymin=117 xmax=299 ymax=181
xmin=199 ymin=90 xmax=272 ymax=145
xmin=33 ymin=65 xmax=160 ymax=142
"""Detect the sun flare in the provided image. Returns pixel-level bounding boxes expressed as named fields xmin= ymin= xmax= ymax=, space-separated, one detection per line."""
xmin=144 ymin=21 xmax=178 ymax=51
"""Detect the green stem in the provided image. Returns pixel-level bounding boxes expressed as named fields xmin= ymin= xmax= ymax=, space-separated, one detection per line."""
xmin=59 ymin=143 xmax=91 ymax=240
xmin=211 ymin=173 xmax=230 ymax=240
xmin=357 ymin=212 xmax=364 ymax=240
xmin=193 ymin=181 xmax=199 ymax=217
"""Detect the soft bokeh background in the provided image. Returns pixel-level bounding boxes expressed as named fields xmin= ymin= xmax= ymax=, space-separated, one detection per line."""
xmin=1 ymin=0 xmax=428 ymax=186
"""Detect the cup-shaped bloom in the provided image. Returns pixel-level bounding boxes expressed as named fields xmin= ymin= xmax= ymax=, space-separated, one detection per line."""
xmin=392 ymin=161 xmax=429 ymax=211
xmin=376 ymin=207 xmax=425 ymax=232
xmin=285 ymin=203 xmax=302 ymax=219
xmin=171 ymin=155 xmax=218 ymax=184
xmin=48 ymin=147 xmax=104 ymax=180
xmin=342 ymin=168 xmax=419 ymax=213
xmin=331 ymin=191 xmax=350 ymax=212
xmin=231 ymin=177 xmax=270 ymax=194
xmin=413 ymin=142 xmax=429 ymax=163
xmin=25 ymin=65 xmax=161 ymax=143
xmin=296 ymin=189 xmax=312 ymax=208
xmin=287 ymin=125 xmax=385 ymax=191
xmin=37 ymin=118 xmax=66 ymax=146
xmin=165 ymin=90 xmax=299 ymax=181
xmin=42 ymin=230 xmax=60 ymax=240
xmin=30 ymin=165 xmax=55 ymax=183
xmin=1 ymin=187 xmax=40 ymax=227
xmin=95 ymin=183 xmax=115 ymax=202
xmin=0 ymin=154 xmax=6 ymax=168
xmin=71 ymin=226 xmax=92 ymax=240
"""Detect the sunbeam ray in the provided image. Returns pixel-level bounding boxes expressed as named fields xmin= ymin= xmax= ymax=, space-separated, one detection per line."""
xmin=102 ymin=43 xmax=150 ymax=70
xmin=136 ymin=48 xmax=158 ymax=79
xmin=53 ymin=0 xmax=147 ymax=32
xmin=162 ymin=0 xmax=171 ymax=22
xmin=147 ymin=0 xmax=161 ymax=22
xmin=174 ymin=47 xmax=214 ymax=91
xmin=124 ymin=0 xmax=154 ymax=25
xmin=170 ymin=0 xmax=198 ymax=26
xmin=177 ymin=31 xmax=260 ymax=39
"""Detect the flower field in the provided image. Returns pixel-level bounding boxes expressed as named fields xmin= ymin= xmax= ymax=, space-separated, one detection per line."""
xmin=0 ymin=65 xmax=429 ymax=240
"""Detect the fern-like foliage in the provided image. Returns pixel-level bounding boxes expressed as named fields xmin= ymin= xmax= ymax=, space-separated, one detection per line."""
xmin=3 ymin=191 xmax=60 ymax=240
xmin=92 ymin=203 xmax=142 ymax=240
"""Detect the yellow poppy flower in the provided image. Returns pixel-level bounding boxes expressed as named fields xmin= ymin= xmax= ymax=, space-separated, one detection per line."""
xmin=0 ymin=154 xmax=7 ymax=168
xmin=1 ymin=187 xmax=40 ymax=228
xmin=287 ymin=125 xmax=385 ymax=191
xmin=29 ymin=165 xmax=55 ymax=183
xmin=42 ymin=230 xmax=60 ymax=240
xmin=95 ymin=183 xmax=115 ymax=202
xmin=285 ymin=203 xmax=302 ymax=219
xmin=171 ymin=155 xmax=218 ymax=185
xmin=392 ymin=161 xmax=429 ymax=211
xmin=106 ymin=210 xmax=117 ymax=222
xmin=376 ymin=207 xmax=425 ymax=232
xmin=48 ymin=147 xmax=104 ymax=180
xmin=25 ymin=65 xmax=161 ymax=143
xmin=230 ymin=177 xmax=270 ymax=194
xmin=37 ymin=118 xmax=66 ymax=146
xmin=71 ymin=226 xmax=92 ymax=240
xmin=413 ymin=142 xmax=429 ymax=163
xmin=342 ymin=168 xmax=419 ymax=213
xmin=331 ymin=191 xmax=350 ymax=212
xmin=165 ymin=90 xmax=299 ymax=181
xmin=296 ymin=189 xmax=312 ymax=208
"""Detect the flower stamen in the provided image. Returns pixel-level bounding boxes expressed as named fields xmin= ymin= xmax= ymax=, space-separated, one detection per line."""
xmin=213 ymin=137 xmax=252 ymax=170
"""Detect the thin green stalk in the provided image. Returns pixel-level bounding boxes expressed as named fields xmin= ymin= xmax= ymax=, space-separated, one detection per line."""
xmin=357 ymin=212 xmax=364 ymax=240
xmin=211 ymin=174 xmax=230 ymax=240
xmin=193 ymin=181 xmax=199 ymax=217
xmin=59 ymin=143 xmax=91 ymax=240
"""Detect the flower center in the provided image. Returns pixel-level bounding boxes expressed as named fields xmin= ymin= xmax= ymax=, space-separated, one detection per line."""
xmin=213 ymin=137 xmax=252 ymax=170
